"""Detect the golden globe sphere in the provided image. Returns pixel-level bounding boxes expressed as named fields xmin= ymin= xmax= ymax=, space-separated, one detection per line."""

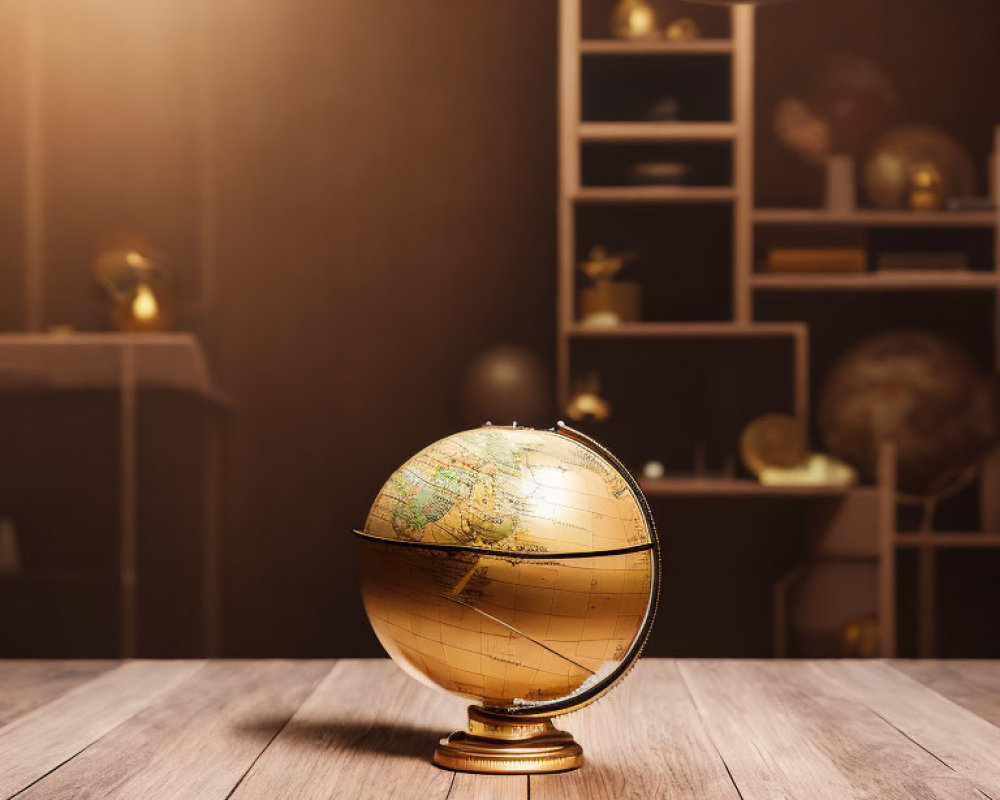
xmin=354 ymin=422 xmax=659 ymax=773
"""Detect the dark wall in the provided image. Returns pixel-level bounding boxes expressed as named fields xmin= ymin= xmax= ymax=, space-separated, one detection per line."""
xmin=211 ymin=0 xmax=557 ymax=655
xmin=0 ymin=0 xmax=556 ymax=656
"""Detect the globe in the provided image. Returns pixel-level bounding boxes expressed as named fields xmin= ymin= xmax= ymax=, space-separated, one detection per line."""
xmin=819 ymin=330 xmax=997 ymax=498
xmin=354 ymin=422 xmax=659 ymax=773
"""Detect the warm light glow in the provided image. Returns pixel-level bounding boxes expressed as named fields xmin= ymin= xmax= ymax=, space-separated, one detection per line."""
xmin=131 ymin=283 xmax=160 ymax=321
xmin=125 ymin=250 xmax=148 ymax=269
xmin=627 ymin=6 xmax=654 ymax=35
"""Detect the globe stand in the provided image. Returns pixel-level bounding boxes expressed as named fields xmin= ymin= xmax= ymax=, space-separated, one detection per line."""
xmin=433 ymin=706 xmax=583 ymax=774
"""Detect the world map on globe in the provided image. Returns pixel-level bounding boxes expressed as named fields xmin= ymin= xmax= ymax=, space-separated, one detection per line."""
xmin=357 ymin=425 xmax=657 ymax=712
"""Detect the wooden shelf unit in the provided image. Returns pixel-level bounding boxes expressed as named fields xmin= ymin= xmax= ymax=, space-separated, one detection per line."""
xmin=558 ymin=0 xmax=1000 ymax=658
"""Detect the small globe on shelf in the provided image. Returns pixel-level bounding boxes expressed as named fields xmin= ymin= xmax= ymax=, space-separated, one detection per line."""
xmin=354 ymin=422 xmax=659 ymax=774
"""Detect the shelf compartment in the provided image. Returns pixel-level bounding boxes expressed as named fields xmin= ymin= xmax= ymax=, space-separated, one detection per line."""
xmin=582 ymin=54 xmax=731 ymax=122
xmin=579 ymin=121 xmax=736 ymax=142
xmin=751 ymin=271 xmax=998 ymax=292
xmin=579 ymin=39 xmax=733 ymax=55
xmin=581 ymin=141 xmax=731 ymax=188
xmin=568 ymin=335 xmax=797 ymax=476
xmin=753 ymin=209 xmax=997 ymax=228
xmin=574 ymin=203 xmax=732 ymax=323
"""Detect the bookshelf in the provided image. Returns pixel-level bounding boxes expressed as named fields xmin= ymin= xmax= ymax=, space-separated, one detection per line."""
xmin=558 ymin=0 xmax=1000 ymax=658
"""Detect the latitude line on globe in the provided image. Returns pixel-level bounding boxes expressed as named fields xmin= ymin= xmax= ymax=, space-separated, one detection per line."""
xmin=430 ymin=591 xmax=597 ymax=677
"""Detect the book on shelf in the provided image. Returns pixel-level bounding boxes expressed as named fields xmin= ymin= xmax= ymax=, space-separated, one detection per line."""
xmin=875 ymin=252 xmax=970 ymax=271
xmin=762 ymin=247 xmax=867 ymax=274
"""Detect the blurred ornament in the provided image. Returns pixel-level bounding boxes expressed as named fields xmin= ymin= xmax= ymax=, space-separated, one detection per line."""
xmin=459 ymin=346 xmax=550 ymax=429
xmin=664 ymin=17 xmax=700 ymax=41
xmin=839 ymin=615 xmax=880 ymax=658
xmin=759 ymin=453 xmax=857 ymax=487
xmin=578 ymin=246 xmax=641 ymax=326
xmin=609 ymin=0 xmax=657 ymax=40
xmin=628 ymin=161 xmax=690 ymax=186
xmin=566 ymin=372 xmax=611 ymax=423
xmin=773 ymin=54 xmax=896 ymax=164
xmin=819 ymin=330 xmax=998 ymax=499
xmin=642 ymin=460 xmax=665 ymax=480
xmin=94 ymin=232 xmax=175 ymax=332
xmin=645 ymin=97 xmax=681 ymax=122
xmin=739 ymin=413 xmax=808 ymax=477
xmin=863 ymin=125 xmax=973 ymax=210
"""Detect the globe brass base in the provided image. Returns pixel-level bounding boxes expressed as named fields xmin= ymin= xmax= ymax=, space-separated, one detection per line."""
xmin=433 ymin=706 xmax=583 ymax=774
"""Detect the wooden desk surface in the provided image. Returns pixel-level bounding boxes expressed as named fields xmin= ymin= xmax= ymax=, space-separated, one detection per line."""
xmin=1 ymin=659 xmax=998 ymax=799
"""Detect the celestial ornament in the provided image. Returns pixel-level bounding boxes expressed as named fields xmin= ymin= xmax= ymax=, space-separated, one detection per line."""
xmin=459 ymin=346 xmax=550 ymax=429
xmin=354 ymin=423 xmax=659 ymax=773
xmin=94 ymin=235 xmax=175 ymax=332
xmin=818 ymin=330 xmax=998 ymax=498
xmin=863 ymin=125 xmax=974 ymax=211
xmin=609 ymin=0 xmax=657 ymax=40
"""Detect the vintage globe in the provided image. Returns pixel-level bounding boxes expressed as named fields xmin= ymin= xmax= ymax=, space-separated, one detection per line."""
xmin=354 ymin=422 xmax=659 ymax=773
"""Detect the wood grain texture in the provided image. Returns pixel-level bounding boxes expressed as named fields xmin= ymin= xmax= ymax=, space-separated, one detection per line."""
xmin=892 ymin=659 xmax=1000 ymax=727
xmin=230 ymin=659 xmax=524 ymax=800
xmin=819 ymin=660 xmax=1000 ymax=798
xmin=17 ymin=659 xmax=332 ymax=800
xmin=533 ymin=661 xmax=739 ymax=800
xmin=0 ymin=660 xmax=116 ymax=726
xmin=0 ymin=660 xmax=203 ymax=798
xmin=678 ymin=659 xmax=986 ymax=800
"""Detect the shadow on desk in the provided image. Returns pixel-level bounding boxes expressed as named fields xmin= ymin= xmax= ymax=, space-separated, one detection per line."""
xmin=237 ymin=718 xmax=441 ymax=761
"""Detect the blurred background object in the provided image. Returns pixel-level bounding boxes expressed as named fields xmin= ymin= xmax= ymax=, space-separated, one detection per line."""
xmin=863 ymin=125 xmax=975 ymax=211
xmin=94 ymin=231 xmax=176 ymax=332
xmin=819 ymin=330 xmax=997 ymax=504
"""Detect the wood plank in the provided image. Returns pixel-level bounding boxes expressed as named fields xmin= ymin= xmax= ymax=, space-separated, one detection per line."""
xmin=753 ymin=208 xmax=996 ymax=227
xmin=230 ymin=659 xmax=526 ymax=800
xmin=819 ymin=660 xmax=1000 ymax=798
xmin=892 ymin=660 xmax=1000 ymax=727
xmin=451 ymin=774 xmax=527 ymax=800
xmin=0 ymin=660 xmax=203 ymax=798
xmin=678 ymin=660 xmax=986 ymax=799
xmin=0 ymin=660 xmax=117 ymax=726
xmin=578 ymin=122 xmax=736 ymax=142
xmin=17 ymin=660 xmax=333 ymax=800
xmin=532 ymin=661 xmax=739 ymax=800
xmin=579 ymin=39 xmax=733 ymax=55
